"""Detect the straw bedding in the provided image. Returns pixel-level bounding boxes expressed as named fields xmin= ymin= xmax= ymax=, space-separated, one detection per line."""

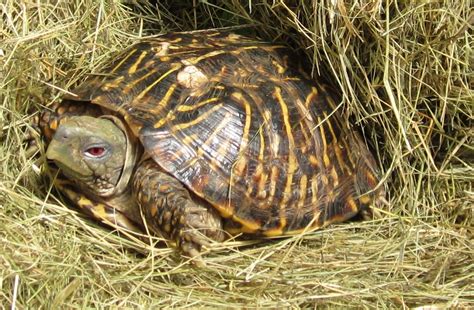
xmin=1 ymin=1 xmax=472 ymax=308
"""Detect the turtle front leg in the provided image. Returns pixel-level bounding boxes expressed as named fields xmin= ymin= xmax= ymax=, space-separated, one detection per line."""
xmin=133 ymin=159 xmax=225 ymax=262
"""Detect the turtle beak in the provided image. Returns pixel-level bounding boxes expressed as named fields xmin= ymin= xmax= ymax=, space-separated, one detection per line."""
xmin=46 ymin=125 xmax=73 ymax=161
xmin=45 ymin=138 xmax=67 ymax=162
xmin=46 ymin=126 xmax=86 ymax=177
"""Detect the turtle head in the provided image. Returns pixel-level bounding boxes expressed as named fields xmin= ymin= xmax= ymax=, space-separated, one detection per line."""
xmin=46 ymin=115 xmax=134 ymax=197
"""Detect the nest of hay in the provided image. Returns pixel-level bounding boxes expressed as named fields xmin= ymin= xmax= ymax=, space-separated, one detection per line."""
xmin=1 ymin=1 xmax=472 ymax=307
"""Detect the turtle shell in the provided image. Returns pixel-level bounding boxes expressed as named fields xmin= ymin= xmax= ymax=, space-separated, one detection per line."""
xmin=61 ymin=30 xmax=382 ymax=236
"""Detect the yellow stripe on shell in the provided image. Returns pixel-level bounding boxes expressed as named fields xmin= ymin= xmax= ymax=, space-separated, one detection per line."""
xmin=346 ymin=198 xmax=359 ymax=213
xmin=233 ymin=157 xmax=247 ymax=177
xmin=294 ymin=98 xmax=313 ymax=122
xmin=231 ymin=215 xmax=260 ymax=233
xmin=310 ymin=175 xmax=319 ymax=205
xmin=171 ymin=103 xmax=223 ymax=131
xmin=153 ymin=110 xmax=176 ymax=129
xmin=255 ymin=167 xmax=268 ymax=199
xmin=274 ymin=86 xmax=299 ymax=232
xmin=241 ymin=46 xmax=261 ymax=50
xmin=230 ymin=92 xmax=252 ymax=154
xmin=309 ymin=155 xmax=319 ymax=167
xmin=101 ymin=76 xmax=125 ymax=91
xmin=180 ymin=133 xmax=199 ymax=150
xmin=323 ymin=111 xmax=350 ymax=174
xmin=324 ymin=111 xmax=338 ymax=143
xmin=268 ymin=165 xmax=279 ymax=201
xmin=228 ymin=92 xmax=252 ymax=194
xmin=121 ymin=67 xmax=160 ymax=94
xmin=257 ymin=124 xmax=265 ymax=161
xmin=263 ymin=227 xmax=284 ymax=237
xmin=271 ymin=60 xmax=286 ymax=74
xmin=334 ymin=143 xmax=351 ymax=175
xmin=110 ymin=48 xmax=138 ymax=74
xmin=150 ymin=205 xmax=158 ymax=217
xmin=298 ymin=122 xmax=312 ymax=153
xmin=321 ymin=175 xmax=329 ymax=186
xmin=168 ymin=37 xmax=183 ymax=43
xmin=128 ymin=51 xmax=148 ymax=75
xmin=254 ymin=125 xmax=268 ymax=199
xmin=230 ymin=46 xmax=260 ymax=55
xmin=186 ymin=50 xmax=228 ymax=65
xmin=366 ymin=170 xmax=377 ymax=185
xmin=176 ymin=97 xmax=220 ymax=112
xmin=148 ymin=84 xmax=177 ymax=114
xmin=297 ymin=174 xmax=308 ymax=209
xmin=134 ymin=66 xmax=181 ymax=101
xmin=212 ymin=203 xmax=233 ymax=218
xmin=359 ymin=195 xmax=372 ymax=205
xmin=262 ymin=109 xmax=279 ymax=156
xmin=330 ymin=166 xmax=339 ymax=187
xmin=304 ymin=87 xmax=319 ymax=108
xmin=317 ymin=116 xmax=331 ymax=168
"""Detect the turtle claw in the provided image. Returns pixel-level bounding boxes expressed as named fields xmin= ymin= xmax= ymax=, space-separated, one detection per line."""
xmin=23 ymin=120 xmax=42 ymax=158
xmin=181 ymin=241 xmax=207 ymax=267
xmin=25 ymin=139 xmax=40 ymax=158
xmin=178 ymin=228 xmax=217 ymax=267
xmin=173 ymin=201 xmax=225 ymax=265
xmin=183 ymin=229 xmax=212 ymax=248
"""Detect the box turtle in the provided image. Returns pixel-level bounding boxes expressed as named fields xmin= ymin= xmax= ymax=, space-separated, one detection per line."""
xmin=39 ymin=30 xmax=383 ymax=261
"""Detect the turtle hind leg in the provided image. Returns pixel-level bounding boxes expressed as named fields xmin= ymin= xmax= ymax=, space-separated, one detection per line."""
xmin=133 ymin=159 xmax=225 ymax=265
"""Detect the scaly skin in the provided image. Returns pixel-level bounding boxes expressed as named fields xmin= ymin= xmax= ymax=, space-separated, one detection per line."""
xmin=133 ymin=160 xmax=225 ymax=261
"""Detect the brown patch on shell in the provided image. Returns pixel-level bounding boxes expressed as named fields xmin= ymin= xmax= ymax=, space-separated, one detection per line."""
xmin=177 ymin=65 xmax=209 ymax=89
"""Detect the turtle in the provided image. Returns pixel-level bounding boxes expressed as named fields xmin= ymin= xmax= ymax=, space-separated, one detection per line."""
xmin=39 ymin=30 xmax=383 ymax=262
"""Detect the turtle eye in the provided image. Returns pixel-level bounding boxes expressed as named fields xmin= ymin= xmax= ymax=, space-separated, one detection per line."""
xmin=84 ymin=146 xmax=107 ymax=158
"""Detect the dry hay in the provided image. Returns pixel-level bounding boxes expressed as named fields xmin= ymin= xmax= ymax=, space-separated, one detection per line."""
xmin=1 ymin=0 xmax=472 ymax=308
